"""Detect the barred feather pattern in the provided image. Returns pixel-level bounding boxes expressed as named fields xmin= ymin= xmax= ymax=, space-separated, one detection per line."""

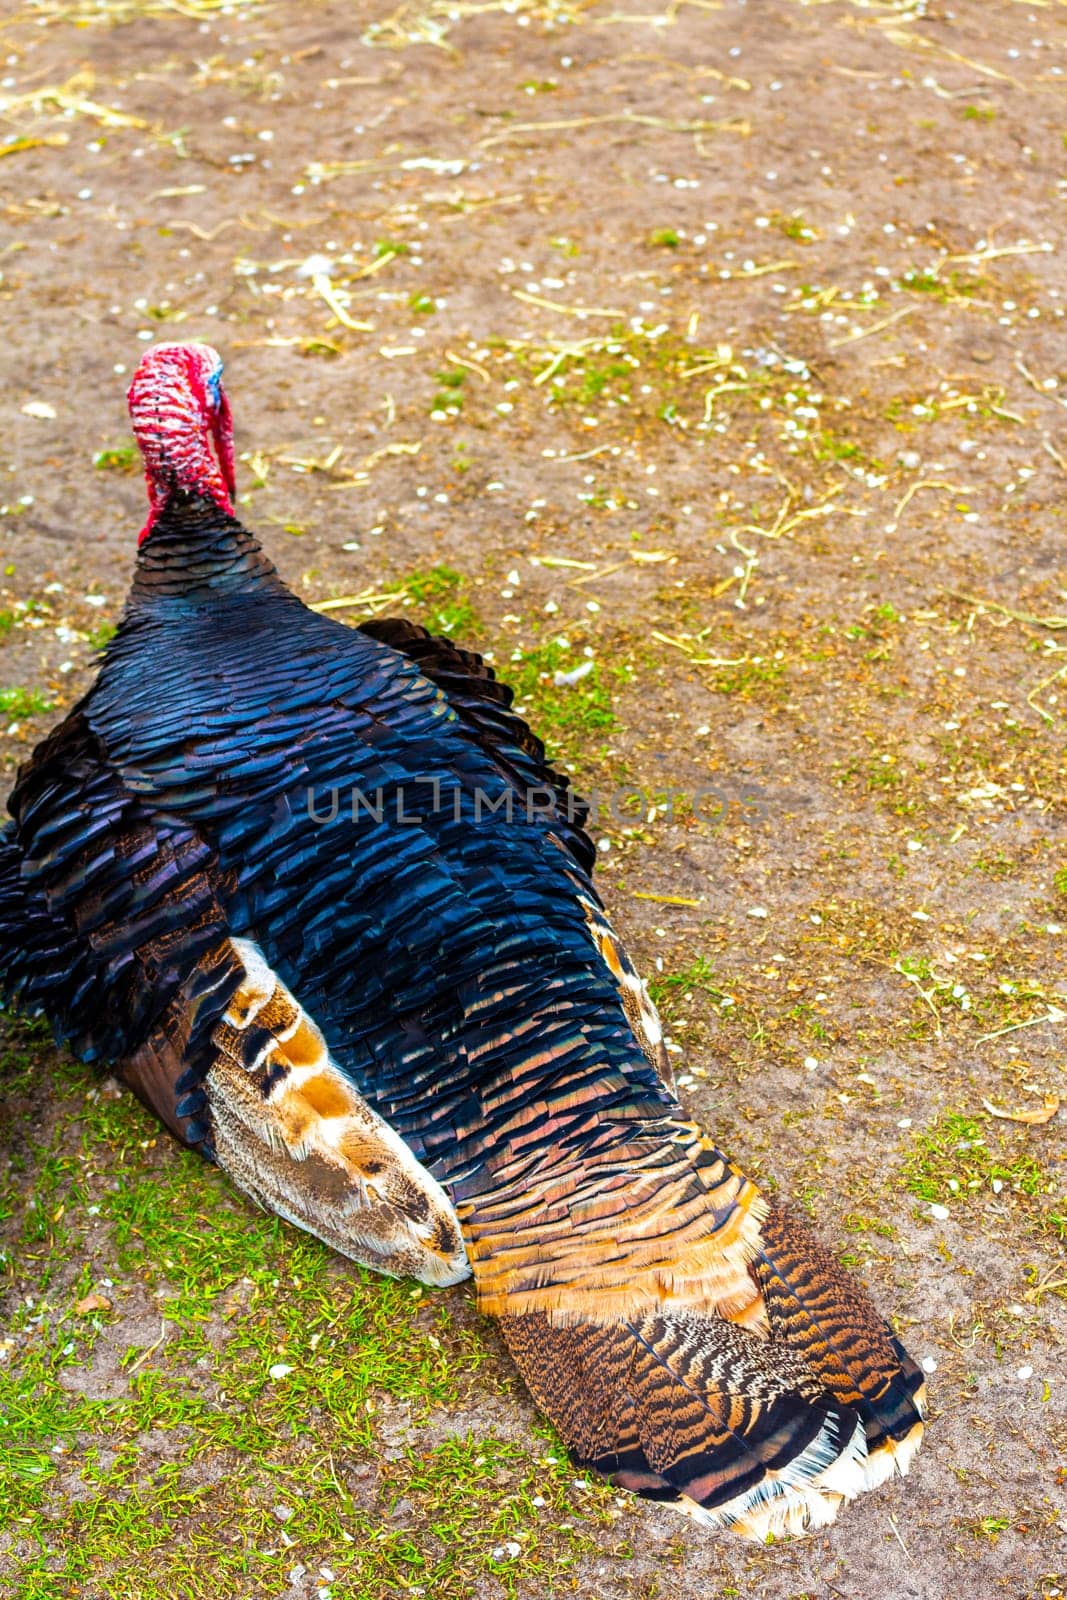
xmin=753 ymin=1204 xmax=927 ymax=1482
xmin=459 ymin=1120 xmax=765 ymax=1323
xmin=500 ymin=1309 xmax=870 ymax=1536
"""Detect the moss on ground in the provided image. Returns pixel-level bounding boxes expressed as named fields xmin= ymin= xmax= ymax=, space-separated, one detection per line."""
xmin=0 ymin=1023 xmax=615 ymax=1600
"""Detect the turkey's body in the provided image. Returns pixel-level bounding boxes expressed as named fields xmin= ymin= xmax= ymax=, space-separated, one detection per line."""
xmin=0 ymin=486 xmax=925 ymax=1537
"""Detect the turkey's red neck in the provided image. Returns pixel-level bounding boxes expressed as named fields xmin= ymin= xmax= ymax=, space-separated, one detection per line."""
xmin=128 ymin=345 xmax=236 ymax=544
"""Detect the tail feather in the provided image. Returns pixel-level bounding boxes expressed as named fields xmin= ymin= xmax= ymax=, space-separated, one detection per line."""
xmin=489 ymin=1197 xmax=925 ymax=1542
xmin=752 ymin=1205 xmax=926 ymax=1481
xmin=500 ymin=1310 xmax=868 ymax=1539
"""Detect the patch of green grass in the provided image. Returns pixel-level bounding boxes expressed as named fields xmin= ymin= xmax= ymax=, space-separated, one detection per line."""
xmin=0 ymin=687 xmax=53 ymax=718
xmin=409 ymin=292 xmax=437 ymax=315
xmin=1045 ymin=1210 xmax=1067 ymax=1244
xmin=785 ymin=1000 xmax=833 ymax=1042
xmin=503 ymin=324 xmax=844 ymax=446
xmin=901 ymin=1111 xmax=1054 ymax=1217
xmin=899 ymin=269 xmax=944 ymax=295
xmin=509 ymin=641 xmax=621 ymax=759
xmin=843 ymin=1213 xmax=896 ymax=1238
xmin=93 ymin=442 xmax=139 ymax=473
xmin=710 ymin=655 xmax=786 ymax=701
xmin=647 ymin=956 xmax=725 ymax=1015
xmin=896 ymin=269 xmax=982 ymax=303
xmin=968 ymin=1514 xmax=1012 ymax=1540
xmin=865 ymin=758 xmax=902 ymax=791
xmin=812 ymin=430 xmax=884 ymax=471
xmin=540 ymin=353 xmax=635 ymax=410
xmin=773 ymin=210 xmax=819 ymax=242
xmin=0 ymin=611 xmax=15 ymax=639
xmin=142 ymin=301 xmax=187 ymax=322
xmin=375 ymin=237 xmax=410 ymax=258
xmin=648 ymin=228 xmax=680 ymax=248
xmin=1053 ymin=865 xmax=1067 ymax=898
xmin=962 ymin=104 xmax=996 ymax=122
xmin=579 ymin=361 xmax=632 ymax=404
xmin=86 ymin=622 xmax=117 ymax=653
xmin=0 ymin=1017 xmax=53 ymax=1099
xmin=0 ymin=1020 xmax=611 ymax=1599
xmin=432 ymin=367 xmax=465 ymax=418
xmin=972 ymin=849 xmax=1014 ymax=880
xmin=404 ymin=565 xmax=477 ymax=637
xmin=893 ymin=953 xmax=977 ymax=1024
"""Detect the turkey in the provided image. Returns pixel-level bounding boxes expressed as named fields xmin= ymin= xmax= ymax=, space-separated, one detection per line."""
xmin=0 ymin=343 xmax=924 ymax=1539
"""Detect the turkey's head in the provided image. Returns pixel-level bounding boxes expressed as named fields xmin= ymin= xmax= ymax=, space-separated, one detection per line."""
xmin=128 ymin=342 xmax=237 ymax=543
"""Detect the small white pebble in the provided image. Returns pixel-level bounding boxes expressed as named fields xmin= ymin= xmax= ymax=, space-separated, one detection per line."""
xmin=1017 ymin=1365 xmax=1033 ymax=1381
xmin=296 ymin=253 xmax=333 ymax=279
xmin=922 ymin=1356 xmax=938 ymax=1374
xmin=804 ymin=1056 xmax=818 ymax=1071
xmin=268 ymin=1363 xmax=294 ymax=1381
xmin=747 ymin=906 xmax=768 ymax=919
xmin=929 ymin=1203 xmax=950 ymax=1221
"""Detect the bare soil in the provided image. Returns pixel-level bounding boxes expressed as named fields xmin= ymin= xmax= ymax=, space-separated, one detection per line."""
xmin=1 ymin=0 xmax=1065 ymax=1597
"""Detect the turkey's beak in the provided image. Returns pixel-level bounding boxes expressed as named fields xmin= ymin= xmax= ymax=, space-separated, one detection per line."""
xmin=211 ymin=389 xmax=237 ymax=501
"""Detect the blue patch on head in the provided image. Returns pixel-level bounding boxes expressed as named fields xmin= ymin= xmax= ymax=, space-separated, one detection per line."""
xmin=206 ymin=363 xmax=224 ymax=407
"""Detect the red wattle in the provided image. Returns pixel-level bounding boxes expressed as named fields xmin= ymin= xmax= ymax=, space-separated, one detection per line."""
xmin=127 ymin=343 xmax=236 ymax=540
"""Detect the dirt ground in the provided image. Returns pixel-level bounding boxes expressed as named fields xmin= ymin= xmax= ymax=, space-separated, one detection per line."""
xmin=1 ymin=0 xmax=1066 ymax=1596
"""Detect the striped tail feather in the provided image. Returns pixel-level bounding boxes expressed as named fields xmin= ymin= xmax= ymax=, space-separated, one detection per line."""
xmin=751 ymin=1204 xmax=926 ymax=1491
xmin=477 ymin=1187 xmax=924 ymax=1541
xmin=499 ymin=1309 xmax=870 ymax=1540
